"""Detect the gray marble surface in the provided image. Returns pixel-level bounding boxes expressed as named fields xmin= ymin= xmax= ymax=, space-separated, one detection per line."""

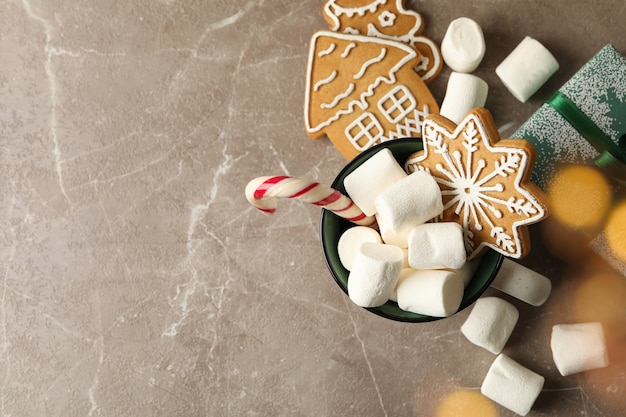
xmin=1 ymin=1 xmax=625 ymax=416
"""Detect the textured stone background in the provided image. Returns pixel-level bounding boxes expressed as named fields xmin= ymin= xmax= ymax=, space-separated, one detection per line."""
xmin=1 ymin=1 xmax=625 ymax=416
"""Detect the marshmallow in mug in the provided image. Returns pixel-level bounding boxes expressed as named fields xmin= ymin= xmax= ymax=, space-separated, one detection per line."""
xmin=347 ymin=242 xmax=403 ymax=308
xmin=550 ymin=322 xmax=609 ymax=376
xmin=376 ymin=211 xmax=412 ymax=248
xmin=407 ymin=222 xmax=466 ymax=270
xmin=481 ymin=354 xmax=545 ymax=416
xmin=441 ymin=17 xmax=486 ymax=73
xmin=343 ymin=148 xmax=408 ymax=216
xmin=395 ymin=268 xmax=464 ymax=317
xmin=337 ymin=226 xmax=382 ymax=270
xmin=440 ymin=72 xmax=489 ymax=124
xmin=389 ymin=260 xmax=476 ymax=303
xmin=496 ymin=36 xmax=559 ymax=102
xmin=491 ymin=258 xmax=552 ymax=306
xmin=374 ymin=170 xmax=444 ymax=237
xmin=461 ymin=297 xmax=519 ymax=354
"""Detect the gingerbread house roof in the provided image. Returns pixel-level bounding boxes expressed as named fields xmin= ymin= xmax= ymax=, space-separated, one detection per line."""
xmin=304 ymin=30 xmax=418 ymax=135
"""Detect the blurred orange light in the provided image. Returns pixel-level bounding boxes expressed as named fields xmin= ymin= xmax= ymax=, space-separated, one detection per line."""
xmin=436 ymin=390 xmax=498 ymax=417
xmin=605 ymin=199 xmax=626 ymax=262
xmin=547 ymin=165 xmax=611 ymax=230
xmin=540 ymin=216 xmax=593 ymax=263
xmin=571 ymin=270 xmax=626 ymax=341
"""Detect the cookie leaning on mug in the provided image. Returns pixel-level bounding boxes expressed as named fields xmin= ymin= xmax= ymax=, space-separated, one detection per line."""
xmin=405 ymin=108 xmax=548 ymax=260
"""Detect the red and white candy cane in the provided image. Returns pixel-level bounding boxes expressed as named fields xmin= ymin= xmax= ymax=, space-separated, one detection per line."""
xmin=245 ymin=176 xmax=376 ymax=227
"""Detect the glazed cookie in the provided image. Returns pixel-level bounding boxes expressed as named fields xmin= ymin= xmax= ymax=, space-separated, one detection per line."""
xmin=322 ymin=0 xmax=443 ymax=83
xmin=405 ymin=108 xmax=548 ymax=259
xmin=304 ymin=30 xmax=439 ymax=160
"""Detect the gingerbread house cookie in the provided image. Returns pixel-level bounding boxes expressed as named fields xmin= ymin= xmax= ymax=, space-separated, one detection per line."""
xmin=322 ymin=0 xmax=442 ymax=83
xmin=405 ymin=108 xmax=548 ymax=260
xmin=304 ymin=30 xmax=439 ymax=160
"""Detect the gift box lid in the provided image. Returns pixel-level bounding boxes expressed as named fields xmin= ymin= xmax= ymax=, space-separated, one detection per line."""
xmin=514 ymin=44 xmax=626 ymax=189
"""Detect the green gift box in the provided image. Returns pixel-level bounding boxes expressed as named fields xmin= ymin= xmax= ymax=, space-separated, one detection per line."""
xmin=514 ymin=44 xmax=626 ymax=190
xmin=515 ymin=45 xmax=626 ymax=277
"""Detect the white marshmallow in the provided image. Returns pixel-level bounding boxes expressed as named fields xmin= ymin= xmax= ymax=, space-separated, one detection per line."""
xmin=496 ymin=36 xmax=559 ymax=102
xmin=441 ymin=17 xmax=486 ymax=73
xmin=347 ymin=242 xmax=403 ymax=307
xmin=550 ymin=322 xmax=609 ymax=376
xmin=491 ymin=258 xmax=552 ymax=306
xmin=374 ymin=171 xmax=443 ymax=238
xmin=440 ymin=72 xmax=489 ymax=124
xmin=395 ymin=268 xmax=464 ymax=317
xmin=344 ymin=148 xmax=408 ymax=216
xmin=481 ymin=354 xmax=544 ymax=416
xmin=401 ymin=248 xmax=409 ymax=269
xmin=337 ymin=226 xmax=382 ymax=270
xmin=376 ymin=212 xmax=411 ymax=248
xmin=388 ymin=268 xmax=410 ymax=303
xmin=461 ymin=297 xmax=519 ymax=354
xmin=407 ymin=222 xmax=466 ymax=270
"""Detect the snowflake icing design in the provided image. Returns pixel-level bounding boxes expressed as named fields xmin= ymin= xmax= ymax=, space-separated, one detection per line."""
xmin=405 ymin=110 xmax=547 ymax=259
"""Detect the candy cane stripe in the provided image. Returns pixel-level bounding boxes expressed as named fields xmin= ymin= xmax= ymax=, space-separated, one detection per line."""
xmin=253 ymin=176 xmax=290 ymax=200
xmin=245 ymin=175 xmax=376 ymax=227
xmin=333 ymin=200 xmax=355 ymax=213
xmin=256 ymin=207 xmax=276 ymax=214
xmin=346 ymin=212 xmax=368 ymax=222
xmin=313 ymin=190 xmax=342 ymax=206
xmin=289 ymin=182 xmax=319 ymax=199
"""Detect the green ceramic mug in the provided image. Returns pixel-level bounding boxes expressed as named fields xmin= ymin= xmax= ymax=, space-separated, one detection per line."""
xmin=320 ymin=138 xmax=503 ymax=322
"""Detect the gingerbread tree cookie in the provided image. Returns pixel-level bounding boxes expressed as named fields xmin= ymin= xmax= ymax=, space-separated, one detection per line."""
xmin=405 ymin=108 xmax=548 ymax=259
xmin=304 ymin=30 xmax=439 ymax=160
xmin=322 ymin=0 xmax=442 ymax=83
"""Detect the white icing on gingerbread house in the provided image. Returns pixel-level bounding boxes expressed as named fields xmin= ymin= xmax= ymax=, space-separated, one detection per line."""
xmin=304 ymin=31 xmax=438 ymax=160
xmin=322 ymin=0 xmax=442 ymax=82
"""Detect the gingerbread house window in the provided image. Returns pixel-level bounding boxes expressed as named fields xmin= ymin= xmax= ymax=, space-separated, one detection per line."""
xmin=345 ymin=112 xmax=383 ymax=151
xmin=378 ymin=85 xmax=417 ymax=124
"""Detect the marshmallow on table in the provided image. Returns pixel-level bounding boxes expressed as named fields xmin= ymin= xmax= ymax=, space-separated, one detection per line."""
xmin=374 ymin=170 xmax=443 ymax=239
xmin=496 ymin=36 xmax=559 ymax=102
xmin=481 ymin=354 xmax=545 ymax=416
xmin=491 ymin=258 xmax=552 ymax=306
xmin=461 ymin=297 xmax=519 ymax=354
xmin=344 ymin=148 xmax=408 ymax=216
xmin=395 ymin=268 xmax=464 ymax=317
xmin=441 ymin=17 xmax=486 ymax=73
xmin=337 ymin=226 xmax=382 ymax=270
xmin=347 ymin=242 xmax=403 ymax=307
xmin=550 ymin=322 xmax=609 ymax=376
xmin=407 ymin=222 xmax=466 ymax=270
xmin=440 ymin=72 xmax=489 ymax=124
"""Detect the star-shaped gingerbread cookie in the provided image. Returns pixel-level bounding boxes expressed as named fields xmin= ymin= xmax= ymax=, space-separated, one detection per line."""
xmin=405 ymin=108 xmax=548 ymax=259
